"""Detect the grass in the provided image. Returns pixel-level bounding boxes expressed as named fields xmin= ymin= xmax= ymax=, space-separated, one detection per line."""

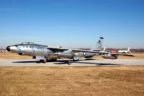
xmin=0 ymin=52 xmax=31 ymax=59
xmin=0 ymin=66 xmax=144 ymax=96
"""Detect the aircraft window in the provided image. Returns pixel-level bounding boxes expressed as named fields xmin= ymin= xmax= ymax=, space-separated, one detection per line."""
xmin=37 ymin=46 xmax=44 ymax=50
xmin=38 ymin=47 xmax=41 ymax=49
xmin=42 ymin=47 xmax=44 ymax=50
xmin=35 ymin=46 xmax=38 ymax=49
xmin=30 ymin=45 xmax=32 ymax=48
xmin=31 ymin=46 xmax=34 ymax=48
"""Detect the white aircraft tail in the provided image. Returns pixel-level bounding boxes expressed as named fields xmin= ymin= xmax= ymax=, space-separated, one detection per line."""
xmin=102 ymin=47 xmax=106 ymax=52
xmin=127 ymin=47 xmax=130 ymax=51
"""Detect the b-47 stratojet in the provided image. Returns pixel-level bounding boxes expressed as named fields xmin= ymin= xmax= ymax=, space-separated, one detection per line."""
xmin=6 ymin=37 xmax=118 ymax=63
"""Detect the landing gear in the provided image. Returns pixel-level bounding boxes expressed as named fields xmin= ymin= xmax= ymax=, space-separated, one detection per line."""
xmin=34 ymin=56 xmax=47 ymax=63
xmin=111 ymin=54 xmax=118 ymax=59
xmin=40 ymin=59 xmax=47 ymax=63
xmin=36 ymin=59 xmax=46 ymax=63
xmin=67 ymin=60 xmax=71 ymax=65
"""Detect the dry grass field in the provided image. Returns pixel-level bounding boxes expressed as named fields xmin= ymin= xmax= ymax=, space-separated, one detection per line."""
xmin=0 ymin=52 xmax=31 ymax=59
xmin=0 ymin=66 xmax=144 ymax=96
xmin=118 ymin=53 xmax=144 ymax=59
xmin=0 ymin=52 xmax=144 ymax=96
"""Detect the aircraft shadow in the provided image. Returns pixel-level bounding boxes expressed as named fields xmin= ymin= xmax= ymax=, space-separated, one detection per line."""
xmin=76 ymin=62 xmax=121 ymax=66
xmin=13 ymin=60 xmax=121 ymax=66
xmin=13 ymin=60 xmax=69 ymax=64
xmin=13 ymin=61 xmax=38 ymax=63
xmin=54 ymin=60 xmax=121 ymax=66
xmin=84 ymin=58 xmax=96 ymax=60
xmin=123 ymin=54 xmax=135 ymax=57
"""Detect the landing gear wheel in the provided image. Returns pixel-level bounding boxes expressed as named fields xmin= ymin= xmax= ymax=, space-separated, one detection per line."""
xmin=40 ymin=59 xmax=46 ymax=63
xmin=67 ymin=61 xmax=71 ymax=65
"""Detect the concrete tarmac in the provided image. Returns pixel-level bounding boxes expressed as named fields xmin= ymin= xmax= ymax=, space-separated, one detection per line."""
xmin=0 ymin=59 xmax=144 ymax=66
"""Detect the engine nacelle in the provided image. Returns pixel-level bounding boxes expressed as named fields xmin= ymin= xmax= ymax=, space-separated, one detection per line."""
xmin=56 ymin=52 xmax=73 ymax=58
xmin=83 ymin=52 xmax=94 ymax=58
xmin=102 ymin=54 xmax=118 ymax=59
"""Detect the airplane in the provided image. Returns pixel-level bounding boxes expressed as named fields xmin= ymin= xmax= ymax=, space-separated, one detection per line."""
xmin=118 ymin=47 xmax=132 ymax=55
xmin=6 ymin=37 xmax=118 ymax=64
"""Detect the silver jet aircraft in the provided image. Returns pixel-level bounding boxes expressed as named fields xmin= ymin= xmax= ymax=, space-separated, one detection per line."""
xmin=6 ymin=37 xmax=117 ymax=63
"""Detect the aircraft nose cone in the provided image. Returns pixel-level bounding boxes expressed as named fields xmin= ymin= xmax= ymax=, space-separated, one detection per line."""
xmin=6 ymin=46 xmax=18 ymax=52
xmin=6 ymin=46 xmax=10 ymax=51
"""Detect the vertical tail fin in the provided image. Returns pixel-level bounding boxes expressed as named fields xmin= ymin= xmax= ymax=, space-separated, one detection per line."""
xmin=91 ymin=37 xmax=104 ymax=51
xmin=102 ymin=47 xmax=106 ymax=52
xmin=97 ymin=37 xmax=104 ymax=50
xmin=128 ymin=47 xmax=130 ymax=51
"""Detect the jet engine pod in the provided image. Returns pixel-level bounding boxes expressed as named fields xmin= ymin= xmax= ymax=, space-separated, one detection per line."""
xmin=102 ymin=54 xmax=118 ymax=59
xmin=56 ymin=52 xmax=73 ymax=58
xmin=83 ymin=52 xmax=94 ymax=58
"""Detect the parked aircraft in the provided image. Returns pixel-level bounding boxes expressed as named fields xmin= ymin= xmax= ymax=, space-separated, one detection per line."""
xmin=6 ymin=37 xmax=117 ymax=63
xmin=118 ymin=47 xmax=131 ymax=55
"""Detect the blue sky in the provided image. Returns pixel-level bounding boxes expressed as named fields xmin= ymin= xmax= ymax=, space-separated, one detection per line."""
xmin=0 ymin=0 xmax=144 ymax=48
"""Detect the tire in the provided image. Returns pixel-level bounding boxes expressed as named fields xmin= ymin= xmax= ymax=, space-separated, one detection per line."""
xmin=40 ymin=59 xmax=46 ymax=63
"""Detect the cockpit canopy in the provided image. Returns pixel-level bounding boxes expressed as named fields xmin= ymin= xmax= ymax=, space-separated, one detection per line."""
xmin=13 ymin=42 xmax=48 ymax=48
xmin=21 ymin=42 xmax=35 ymax=45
